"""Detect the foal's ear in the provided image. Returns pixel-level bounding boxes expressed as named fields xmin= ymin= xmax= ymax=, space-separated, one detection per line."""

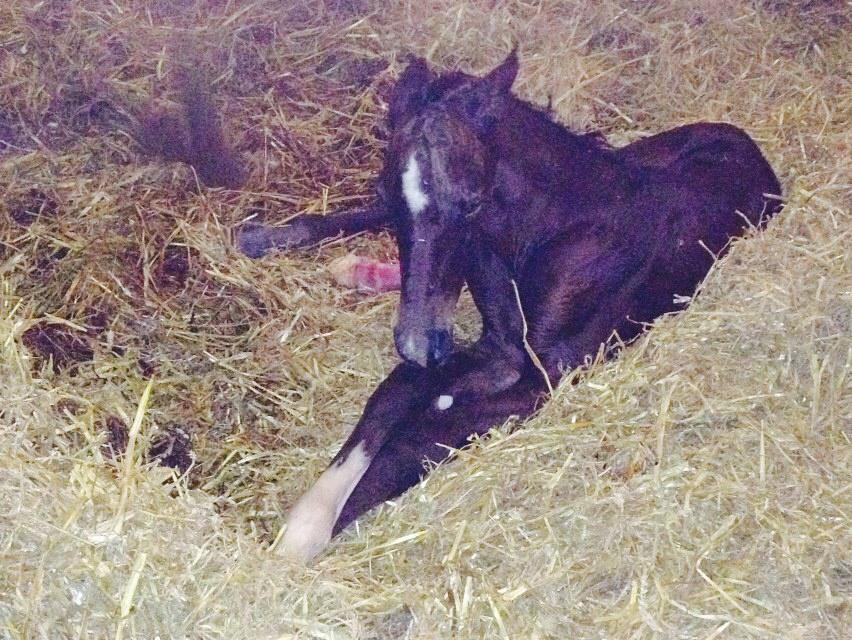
xmin=388 ymin=57 xmax=434 ymax=130
xmin=463 ymin=49 xmax=519 ymax=133
xmin=483 ymin=48 xmax=519 ymax=94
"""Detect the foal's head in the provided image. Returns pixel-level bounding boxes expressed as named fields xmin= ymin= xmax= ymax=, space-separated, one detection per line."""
xmin=380 ymin=52 xmax=519 ymax=367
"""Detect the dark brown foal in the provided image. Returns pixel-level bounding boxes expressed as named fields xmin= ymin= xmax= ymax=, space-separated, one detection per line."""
xmin=242 ymin=51 xmax=781 ymax=561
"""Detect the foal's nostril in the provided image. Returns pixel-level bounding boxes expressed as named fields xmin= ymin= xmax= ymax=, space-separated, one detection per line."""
xmin=394 ymin=326 xmax=452 ymax=368
xmin=427 ymin=329 xmax=453 ymax=366
xmin=394 ymin=326 xmax=427 ymax=368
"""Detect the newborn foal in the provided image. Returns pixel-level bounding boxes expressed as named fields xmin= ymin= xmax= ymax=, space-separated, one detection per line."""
xmin=241 ymin=52 xmax=782 ymax=562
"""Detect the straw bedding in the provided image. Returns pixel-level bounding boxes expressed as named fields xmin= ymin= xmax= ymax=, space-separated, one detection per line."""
xmin=1 ymin=1 xmax=849 ymax=638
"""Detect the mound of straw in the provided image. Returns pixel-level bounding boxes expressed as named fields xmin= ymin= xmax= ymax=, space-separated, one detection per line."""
xmin=1 ymin=1 xmax=849 ymax=637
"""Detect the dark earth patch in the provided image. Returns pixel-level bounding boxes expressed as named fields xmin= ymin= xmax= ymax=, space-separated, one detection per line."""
xmin=22 ymin=323 xmax=94 ymax=374
xmin=155 ymin=244 xmax=194 ymax=291
xmin=149 ymin=424 xmax=195 ymax=474
xmin=102 ymin=415 xmax=129 ymax=460
xmin=10 ymin=189 xmax=59 ymax=227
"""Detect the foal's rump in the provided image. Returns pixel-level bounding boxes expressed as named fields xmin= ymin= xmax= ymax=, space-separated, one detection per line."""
xmin=620 ymin=122 xmax=781 ymax=222
xmin=618 ymin=122 xmax=782 ymax=299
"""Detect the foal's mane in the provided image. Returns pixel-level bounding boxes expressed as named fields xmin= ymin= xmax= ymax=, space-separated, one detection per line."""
xmin=424 ymin=68 xmax=611 ymax=154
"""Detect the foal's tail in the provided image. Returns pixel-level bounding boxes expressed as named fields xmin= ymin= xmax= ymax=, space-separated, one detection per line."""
xmin=136 ymin=71 xmax=246 ymax=189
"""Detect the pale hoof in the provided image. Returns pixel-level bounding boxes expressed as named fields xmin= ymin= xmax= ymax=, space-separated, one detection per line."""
xmin=278 ymin=442 xmax=372 ymax=563
xmin=280 ymin=494 xmax=336 ymax=564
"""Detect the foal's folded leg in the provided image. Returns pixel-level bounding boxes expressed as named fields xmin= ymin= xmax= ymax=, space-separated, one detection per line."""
xmin=438 ymin=341 xmax=526 ymax=403
xmin=332 ymin=380 xmax=545 ymax=536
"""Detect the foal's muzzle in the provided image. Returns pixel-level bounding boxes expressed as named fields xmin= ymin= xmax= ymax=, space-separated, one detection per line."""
xmin=394 ymin=326 xmax=453 ymax=368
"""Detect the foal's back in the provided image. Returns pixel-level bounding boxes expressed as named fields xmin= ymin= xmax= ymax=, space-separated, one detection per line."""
xmin=486 ymin=113 xmax=782 ymax=371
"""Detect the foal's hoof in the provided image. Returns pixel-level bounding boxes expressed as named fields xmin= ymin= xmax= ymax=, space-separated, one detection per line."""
xmin=236 ymin=224 xmax=275 ymax=258
xmin=278 ymin=442 xmax=372 ymax=563
xmin=279 ymin=493 xmax=336 ymax=564
xmin=236 ymin=221 xmax=314 ymax=258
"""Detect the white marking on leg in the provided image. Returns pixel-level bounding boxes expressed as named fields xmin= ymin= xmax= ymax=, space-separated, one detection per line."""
xmin=280 ymin=441 xmax=371 ymax=563
xmin=436 ymin=394 xmax=454 ymax=410
xmin=401 ymin=153 xmax=429 ymax=216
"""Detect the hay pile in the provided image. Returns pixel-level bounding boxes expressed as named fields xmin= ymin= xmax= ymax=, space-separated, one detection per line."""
xmin=1 ymin=0 xmax=849 ymax=637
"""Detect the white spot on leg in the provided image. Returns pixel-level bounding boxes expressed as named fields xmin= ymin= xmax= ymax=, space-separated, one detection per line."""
xmin=401 ymin=154 xmax=429 ymax=216
xmin=436 ymin=394 xmax=454 ymax=410
xmin=280 ymin=442 xmax=371 ymax=563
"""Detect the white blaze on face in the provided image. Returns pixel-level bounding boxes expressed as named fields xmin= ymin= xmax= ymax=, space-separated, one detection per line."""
xmin=401 ymin=153 xmax=429 ymax=216
xmin=280 ymin=441 xmax=371 ymax=563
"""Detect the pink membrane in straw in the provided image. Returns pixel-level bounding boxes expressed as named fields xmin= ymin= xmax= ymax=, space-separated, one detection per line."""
xmin=329 ymin=255 xmax=401 ymax=293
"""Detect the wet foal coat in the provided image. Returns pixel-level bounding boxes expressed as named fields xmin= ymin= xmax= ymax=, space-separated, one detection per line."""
xmin=240 ymin=52 xmax=782 ymax=562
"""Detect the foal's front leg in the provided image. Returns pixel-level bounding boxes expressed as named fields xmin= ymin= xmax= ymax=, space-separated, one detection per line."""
xmin=440 ymin=243 xmax=530 ymax=402
xmin=237 ymin=201 xmax=391 ymax=258
xmin=280 ymin=362 xmax=439 ymax=562
xmin=333 ymin=376 xmax=545 ymax=535
xmin=280 ymin=353 xmax=543 ymax=563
